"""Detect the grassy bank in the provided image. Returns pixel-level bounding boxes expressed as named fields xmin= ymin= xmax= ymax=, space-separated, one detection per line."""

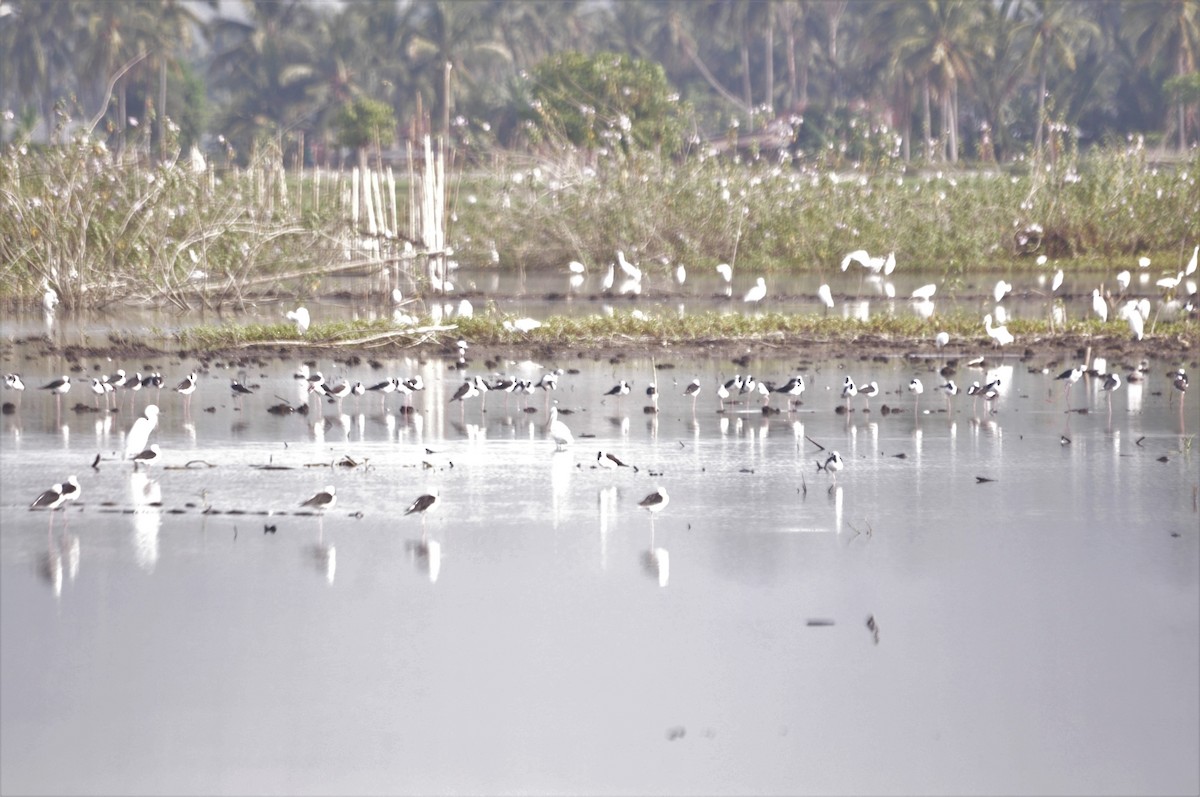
xmin=2 ymin=123 xmax=1197 ymax=309
xmin=163 ymin=311 xmax=1196 ymax=356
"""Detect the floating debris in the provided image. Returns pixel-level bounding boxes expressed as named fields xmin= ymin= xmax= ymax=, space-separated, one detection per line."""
xmin=867 ymin=614 xmax=880 ymax=645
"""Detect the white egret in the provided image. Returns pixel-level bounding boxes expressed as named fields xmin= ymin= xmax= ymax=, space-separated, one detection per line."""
xmin=993 ymin=279 xmax=1012 ymax=303
xmin=286 ymin=306 xmax=310 ymax=335
xmin=547 ymin=406 xmax=574 ymax=450
xmin=983 ymin=314 xmax=1014 ymax=347
xmin=1091 ymin=288 xmax=1108 ymax=322
xmin=124 ymin=405 xmax=159 ymax=459
xmin=911 ymin=284 xmax=937 ymax=301
xmin=743 ymin=276 xmax=767 ymax=304
xmin=817 ymin=283 xmax=834 ymax=310
xmin=503 ymin=317 xmax=542 ymax=333
xmin=616 ymin=250 xmax=642 ymax=282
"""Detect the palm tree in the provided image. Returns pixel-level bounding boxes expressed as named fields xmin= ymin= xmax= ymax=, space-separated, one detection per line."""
xmin=0 ymin=0 xmax=82 ymax=136
xmin=775 ymin=1 xmax=825 ymax=113
xmin=80 ymin=1 xmax=208 ymax=157
xmin=864 ymin=0 xmax=982 ymax=162
xmin=207 ymin=0 xmax=326 ymax=162
xmin=1018 ymin=0 xmax=1101 ymax=157
xmin=400 ymin=1 xmax=512 ymax=142
xmin=1124 ymin=0 xmax=1199 ymax=151
xmin=972 ymin=0 xmax=1029 ymax=160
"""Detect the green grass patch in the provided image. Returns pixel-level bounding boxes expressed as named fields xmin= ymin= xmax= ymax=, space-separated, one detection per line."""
xmin=170 ymin=310 xmax=1197 ymax=352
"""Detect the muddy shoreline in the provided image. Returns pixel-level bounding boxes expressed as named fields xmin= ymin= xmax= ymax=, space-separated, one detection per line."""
xmin=6 ymin=330 xmax=1195 ymax=376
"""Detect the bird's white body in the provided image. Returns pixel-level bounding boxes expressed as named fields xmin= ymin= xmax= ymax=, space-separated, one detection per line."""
xmin=124 ymin=405 xmax=160 ymax=459
xmin=817 ymin=283 xmax=834 ymax=309
xmin=1092 ymin=289 xmax=1108 ymax=322
xmin=984 ymin=314 xmax=1014 ymax=347
xmin=638 ymin=487 xmax=669 ymax=514
xmin=503 ymin=317 xmax=542 ymax=333
xmin=743 ymin=277 xmax=767 ymax=304
xmin=547 ymin=407 xmax=574 ymax=450
xmin=911 ymin=283 xmax=937 ymax=301
xmin=286 ymin=306 xmax=311 ymax=335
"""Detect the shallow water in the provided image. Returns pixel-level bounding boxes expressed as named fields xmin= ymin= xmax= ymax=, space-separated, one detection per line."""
xmin=2 ymin=342 xmax=1198 ymax=795
xmin=7 ymin=261 xmax=1185 ymax=342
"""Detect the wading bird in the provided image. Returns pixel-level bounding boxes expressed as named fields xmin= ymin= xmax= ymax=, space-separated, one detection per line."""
xmin=547 ymin=406 xmax=574 ymax=451
xmin=124 ymin=405 xmax=159 ymax=459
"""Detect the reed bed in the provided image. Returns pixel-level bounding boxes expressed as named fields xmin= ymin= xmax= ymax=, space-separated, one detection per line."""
xmin=2 ymin=118 xmax=1196 ymax=311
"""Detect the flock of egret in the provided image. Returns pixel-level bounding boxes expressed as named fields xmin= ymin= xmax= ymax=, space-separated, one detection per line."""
xmin=554 ymin=244 xmax=1197 ymax=348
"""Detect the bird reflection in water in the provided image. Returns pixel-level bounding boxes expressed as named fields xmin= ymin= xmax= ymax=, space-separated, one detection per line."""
xmin=638 ymin=487 xmax=670 ymax=587
xmin=405 ymin=536 xmax=442 ymax=584
xmin=130 ymin=472 xmax=162 ymax=572
xmin=308 ymin=542 xmax=336 ymax=585
xmin=37 ymin=531 xmax=81 ymax=599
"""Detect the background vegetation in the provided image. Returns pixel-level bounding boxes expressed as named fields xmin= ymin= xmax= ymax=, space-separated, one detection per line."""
xmin=1 ymin=0 xmax=1196 ymax=163
xmin=0 ymin=1 xmax=1196 ymax=310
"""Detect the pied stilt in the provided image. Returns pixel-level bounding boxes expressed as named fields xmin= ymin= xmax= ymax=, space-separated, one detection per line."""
xmin=596 ymin=451 xmax=632 ymax=470
xmin=404 ymin=490 xmax=439 ymax=534
xmin=230 ymin=380 xmax=254 ymax=409
xmin=774 ymin=376 xmax=805 ymax=411
xmin=909 ymin=378 xmax=924 ymax=414
xmin=4 ymin=373 xmax=25 ymax=409
xmin=1056 ymin=366 xmax=1083 ymax=403
xmin=683 ymin=379 xmax=701 ymax=413
xmin=41 ymin=375 xmax=71 ymax=414
xmin=940 ymin=380 xmax=959 ymax=412
xmin=1102 ymin=372 xmax=1121 ymax=411
xmin=604 ymin=380 xmax=631 ymax=410
xmin=31 ymin=476 xmax=79 ymax=511
xmin=841 ymin=376 xmax=857 ymax=412
xmin=131 ymin=444 xmax=161 ymax=469
xmin=300 ymin=485 xmax=337 ymax=512
xmin=858 ymin=381 xmax=879 ymax=412
xmin=817 ymin=451 xmax=844 ymax=489
xmin=638 ymin=487 xmax=669 ymax=516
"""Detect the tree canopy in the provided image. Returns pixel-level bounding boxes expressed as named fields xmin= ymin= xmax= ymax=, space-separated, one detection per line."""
xmin=0 ymin=0 xmax=1195 ymax=163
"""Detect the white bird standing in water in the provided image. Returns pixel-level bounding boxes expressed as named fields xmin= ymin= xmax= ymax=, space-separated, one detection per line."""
xmin=124 ymin=404 xmax=159 ymax=459
xmin=716 ymin=263 xmax=733 ymax=297
xmin=547 ymin=406 xmax=574 ymax=450
xmin=817 ymin=283 xmax=834 ymax=311
xmin=993 ymin=279 xmax=1012 ymax=303
xmin=743 ymin=276 xmax=767 ymax=304
xmin=984 ymin=313 xmax=1014 ymax=347
xmin=1092 ymin=289 xmax=1108 ymax=323
xmin=286 ymin=306 xmax=311 ymax=335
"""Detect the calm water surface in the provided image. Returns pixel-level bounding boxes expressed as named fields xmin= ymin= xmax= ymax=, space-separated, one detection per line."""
xmin=1 ymin=336 xmax=1197 ymax=795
